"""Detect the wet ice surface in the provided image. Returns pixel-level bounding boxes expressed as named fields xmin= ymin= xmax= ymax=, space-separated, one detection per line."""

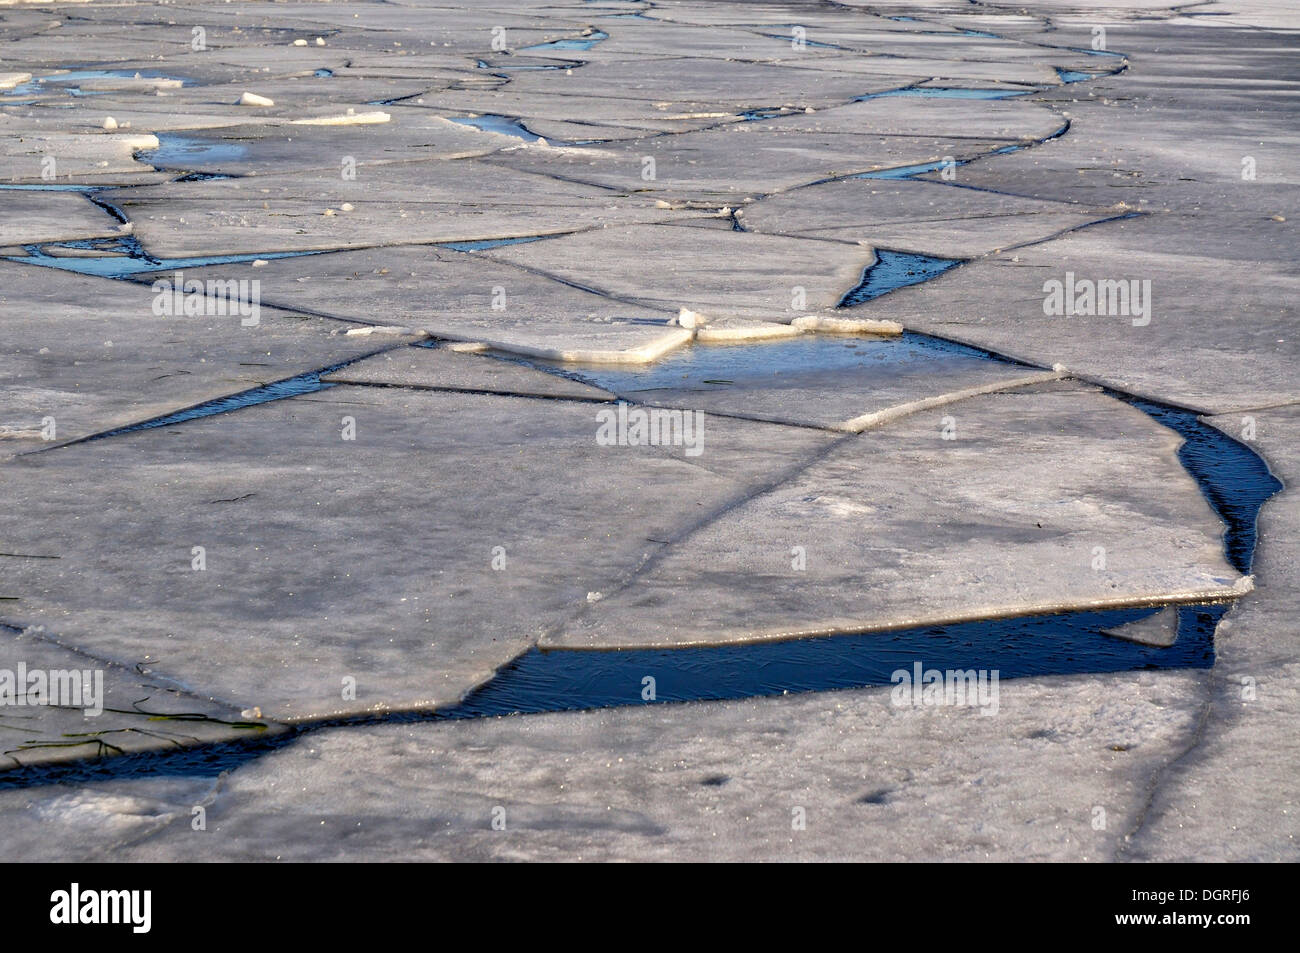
xmin=520 ymin=30 xmax=608 ymax=52
xmin=2 ymin=69 xmax=191 ymax=98
xmin=449 ymin=114 xmax=545 ymax=142
xmin=838 ymin=250 xmax=963 ymax=307
xmin=0 ymin=183 xmax=104 ymax=192
xmin=448 ymin=114 xmax=594 ymax=146
xmin=136 ymin=134 xmax=249 ymax=171
xmin=1126 ymin=398 xmax=1282 ymax=574
xmin=89 ymin=371 xmax=335 ymax=441
xmin=449 ymin=604 xmax=1225 ymax=718
xmin=860 ymin=87 xmax=1030 ymax=100
xmin=5 ymin=239 xmax=316 ymax=278
xmin=547 ymin=331 xmax=1007 ymax=395
xmin=0 ymin=0 xmax=1293 ymax=862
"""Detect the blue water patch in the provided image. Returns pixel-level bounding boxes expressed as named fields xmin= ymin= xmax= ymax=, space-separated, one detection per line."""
xmin=1121 ymin=397 xmax=1282 ymax=574
xmin=0 ymin=600 xmax=1228 ymax=787
xmin=855 ymin=159 xmax=951 ymax=180
xmin=5 ymin=238 xmax=318 ymax=279
xmin=3 ymin=69 xmax=191 ymax=98
xmin=314 ymin=68 xmax=334 ymax=78
xmin=838 ymin=249 xmax=963 ymax=307
xmin=438 ymin=235 xmax=552 ymax=252
xmin=137 ymin=133 xmax=249 ymax=170
xmin=542 ymin=331 xmax=1000 ymax=395
xmin=449 ymin=114 xmax=544 ymax=142
xmin=738 ymin=106 xmax=790 ymax=121
xmin=520 ymin=29 xmax=608 ymax=52
xmin=0 ymin=183 xmax=104 ymax=192
xmin=1056 ymin=68 xmax=1097 ymax=84
xmin=862 ymin=86 xmax=1029 ymax=100
xmin=852 ymin=132 xmax=1052 ymax=181
xmin=476 ymin=59 xmax=574 ymax=72
xmin=440 ymin=604 xmax=1223 ymax=719
xmin=92 ymin=372 xmax=335 ymax=440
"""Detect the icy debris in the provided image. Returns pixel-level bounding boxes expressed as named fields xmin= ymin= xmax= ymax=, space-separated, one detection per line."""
xmin=446 ymin=341 xmax=489 ymax=353
xmin=345 ymin=325 xmax=415 ymax=336
xmin=292 ymin=38 xmax=307 ymax=47
xmin=1101 ymin=607 xmax=1179 ymax=647
xmin=471 ymin=328 xmax=693 ymax=366
xmin=239 ymin=91 xmax=275 ymax=107
xmin=839 ymin=369 xmax=1068 ymax=433
xmin=0 ymin=425 xmax=45 ymax=440
xmin=291 ymin=111 xmax=390 ymax=126
xmin=241 ymin=707 xmax=263 ymax=720
xmin=252 ymin=259 xmax=269 ymax=267
xmin=696 ymin=318 xmax=804 ymax=343
xmin=674 ymin=308 xmax=708 ymax=330
xmin=101 ymin=116 xmax=117 ymax=131
xmin=791 ymin=315 xmax=903 ymax=335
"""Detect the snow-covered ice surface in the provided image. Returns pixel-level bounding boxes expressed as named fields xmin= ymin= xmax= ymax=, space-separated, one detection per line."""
xmin=0 ymin=0 xmax=1295 ymax=862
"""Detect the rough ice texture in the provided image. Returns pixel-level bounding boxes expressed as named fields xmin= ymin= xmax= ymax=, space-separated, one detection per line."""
xmin=547 ymin=384 xmax=1246 ymax=650
xmin=0 ymin=0 xmax=1294 ymax=863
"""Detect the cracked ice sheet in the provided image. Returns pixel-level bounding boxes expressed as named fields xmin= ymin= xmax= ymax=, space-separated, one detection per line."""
xmin=0 ymin=385 xmax=833 ymax=722
xmin=484 ymin=224 xmax=870 ymax=322
xmin=54 ymin=77 xmax=445 ymax=122
xmin=742 ymin=177 xmax=1115 ymax=258
xmin=172 ymin=245 xmax=691 ymax=363
xmin=882 ymin=213 xmax=1300 ymax=416
xmin=757 ymin=55 xmax=1063 ymax=87
xmin=129 ymin=115 xmax=520 ymax=178
xmin=0 ymin=667 xmax=1206 ymax=861
xmin=322 ymin=345 xmax=613 ymax=402
xmin=752 ymin=96 xmax=1065 ymax=142
xmin=109 ymin=158 xmax=694 ymax=258
xmin=395 ymin=89 xmax=765 ymax=138
xmin=0 ymin=260 xmax=398 ymax=456
xmin=578 ymin=333 xmax=1058 ymax=431
xmin=0 ymin=190 xmax=124 ymax=246
xmin=1 ymin=105 xmax=262 ymax=138
xmin=201 ymin=3 xmax=574 ymax=43
xmin=490 ymin=57 xmax=909 ymax=111
xmin=0 ymin=129 xmax=160 ymax=181
xmin=547 ymin=20 xmax=811 ymax=60
xmin=1123 ymin=406 xmax=1300 ymax=861
xmin=911 ymin=112 xmax=1298 ymax=215
xmin=0 ymin=624 xmax=284 ymax=770
xmin=483 ymin=123 xmax=1016 ymax=198
xmin=545 ymin=382 xmax=1246 ymax=650
xmin=910 ymin=43 xmax=1299 ymax=208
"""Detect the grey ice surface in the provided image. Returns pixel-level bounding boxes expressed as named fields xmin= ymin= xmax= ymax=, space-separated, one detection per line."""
xmin=0 ymin=668 xmax=1210 ymax=862
xmin=0 ymin=385 xmax=833 ymax=721
xmin=0 ymin=261 xmax=397 ymax=455
xmin=547 ymin=383 xmax=1246 ymax=650
xmin=0 ymin=0 xmax=1295 ymax=863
